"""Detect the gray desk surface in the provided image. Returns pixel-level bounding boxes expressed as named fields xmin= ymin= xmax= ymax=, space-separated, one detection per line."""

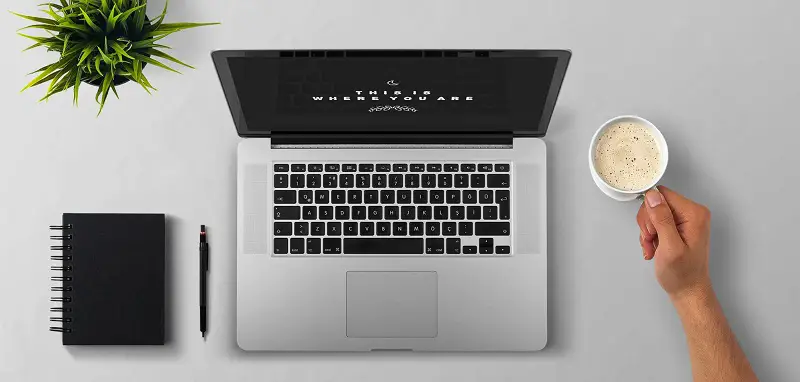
xmin=1 ymin=0 xmax=798 ymax=380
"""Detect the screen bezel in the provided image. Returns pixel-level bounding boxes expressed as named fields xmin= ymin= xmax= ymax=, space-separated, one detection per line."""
xmin=211 ymin=50 xmax=571 ymax=138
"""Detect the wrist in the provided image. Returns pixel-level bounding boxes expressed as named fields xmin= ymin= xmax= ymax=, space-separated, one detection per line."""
xmin=669 ymin=281 xmax=715 ymax=309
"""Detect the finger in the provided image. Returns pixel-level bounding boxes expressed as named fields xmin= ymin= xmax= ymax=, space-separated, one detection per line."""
xmin=640 ymin=232 xmax=656 ymax=260
xmin=637 ymin=202 xmax=656 ymax=239
xmin=657 ymin=186 xmax=696 ymax=225
xmin=644 ymin=188 xmax=684 ymax=247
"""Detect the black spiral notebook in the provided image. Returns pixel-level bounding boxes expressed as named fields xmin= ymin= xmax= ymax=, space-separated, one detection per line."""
xmin=50 ymin=213 xmax=166 ymax=345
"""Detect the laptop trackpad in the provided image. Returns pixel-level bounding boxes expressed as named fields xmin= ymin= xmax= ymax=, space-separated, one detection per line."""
xmin=346 ymin=272 xmax=438 ymax=338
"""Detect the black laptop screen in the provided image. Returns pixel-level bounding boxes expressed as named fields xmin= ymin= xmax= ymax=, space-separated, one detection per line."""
xmin=213 ymin=51 xmax=570 ymax=137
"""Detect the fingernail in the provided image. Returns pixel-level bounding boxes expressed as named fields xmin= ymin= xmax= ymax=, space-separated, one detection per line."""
xmin=646 ymin=188 xmax=662 ymax=208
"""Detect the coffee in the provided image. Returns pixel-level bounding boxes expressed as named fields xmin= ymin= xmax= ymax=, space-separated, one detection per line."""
xmin=594 ymin=122 xmax=661 ymax=191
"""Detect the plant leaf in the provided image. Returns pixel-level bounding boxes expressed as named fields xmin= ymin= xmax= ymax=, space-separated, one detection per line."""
xmin=80 ymin=8 xmax=103 ymax=33
xmin=73 ymin=70 xmax=82 ymax=106
xmin=10 ymin=11 xmax=57 ymax=25
xmin=130 ymin=52 xmax=181 ymax=74
xmin=97 ymin=72 xmax=113 ymax=116
xmin=146 ymin=48 xmax=194 ymax=69
xmin=109 ymin=40 xmax=134 ymax=60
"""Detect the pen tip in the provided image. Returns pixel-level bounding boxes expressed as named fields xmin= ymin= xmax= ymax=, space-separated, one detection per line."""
xmin=201 ymin=225 xmax=206 ymax=231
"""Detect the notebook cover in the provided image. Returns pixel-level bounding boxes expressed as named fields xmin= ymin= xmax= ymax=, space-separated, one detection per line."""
xmin=60 ymin=213 xmax=165 ymax=345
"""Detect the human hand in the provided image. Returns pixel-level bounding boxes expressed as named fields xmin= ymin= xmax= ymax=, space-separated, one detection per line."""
xmin=636 ymin=186 xmax=712 ymax=299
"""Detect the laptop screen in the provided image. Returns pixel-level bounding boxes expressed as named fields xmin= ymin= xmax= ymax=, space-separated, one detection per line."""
xmin=213 ymin=50 xmax=570 ymax=137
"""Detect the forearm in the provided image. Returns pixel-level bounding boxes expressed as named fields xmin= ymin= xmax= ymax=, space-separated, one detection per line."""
xmin=671 ymin=286 xmax=758 ymax=382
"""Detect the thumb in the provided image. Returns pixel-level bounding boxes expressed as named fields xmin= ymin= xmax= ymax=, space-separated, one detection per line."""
xmin=644 ymin=187 xmax=684 ymax=246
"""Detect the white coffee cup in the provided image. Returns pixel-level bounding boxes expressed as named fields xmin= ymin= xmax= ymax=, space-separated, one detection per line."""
xmin=588 ymin=115 xmax=669 ymax=201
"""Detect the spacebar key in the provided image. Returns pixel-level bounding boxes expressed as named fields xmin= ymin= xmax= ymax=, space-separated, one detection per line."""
xmin=344 ymin=238 xmax=424 ymax=254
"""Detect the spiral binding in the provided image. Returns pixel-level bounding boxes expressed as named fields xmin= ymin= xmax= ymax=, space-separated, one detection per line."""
xmin=49 ymin=224 xmax=73 ymax=334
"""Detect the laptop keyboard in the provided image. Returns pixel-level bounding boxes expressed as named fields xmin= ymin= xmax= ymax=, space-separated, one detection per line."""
xmin=272 ymin=162 xmax=512 ymax=256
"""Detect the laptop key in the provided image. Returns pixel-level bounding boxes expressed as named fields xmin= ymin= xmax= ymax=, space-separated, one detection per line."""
xmin=451 ymin=206 xmax=465 ymax=220
xmin=434 ymin=206 xmax=448 ymax=220
xmin=478 ymin=164 xmax=493 ymax=172
xmin=291 ymin=164 xmax=306 ymax=172
xmin=480 ymin=246 xmax=493 ymax=255
xmin=376 ymin=164 xmax=391 ymax=172
xmin=274 ymin=190 xmax=296 ymax=204
xmin=430 ymin=190 xmax=444 ymax=204
xmin=393 ymin=222 xmax=407 ymax=236
xmin=344 ymin=238 xmax=424 ymax=255
xmin=385 ymin=206 xmax=399 ymax=220
xmin=446 ymin=190 xmax=461 ymax=204
xmin=342 ymin=164 xmax=357 ymax=172
xmin=444 ymin=164 xmax=459 ymax=172
xmin=306 ymin=238 xmax=321 ymax=254
xmin=488 ymin=174 xmax=510 ymax=188
xmin=422 ymin=174 xmax=436 ymax=188
xmin=438 ymin=174 xmax=452 ymax=188
xmin=327 ymin=222 xmax=341 ymax=236
xmin=455 ymin=174 xmax=469 ymax=188
xmin=274 ymin=222 xmax=292 ymax=236
xmin=335 ymin=206 xmax=349 ymax=220
xmin=442 ymin=222 xmax=457 ymax=236
xmin=475 ymin=222 xmax=510 ymax=236
xmin=348 ymin=190 xmax=362 ymax=204
xmin=418 ymin=206 xmax=432 ymax=220
xmin=463 ymin=190 xmax=477 ymax=204
xmin=467 ymin=206 xmax=481 ymax=220
xmin=274 ymin=207 xmax=300 ymax=220
xmin=479 ymin=190 xmax=493 ymax=204
xmin=323 ymin=238 xmax=341 ymax=254
xmin=290 ymin=238 xmax=304 ymax=254
xmin=319 ymin=206 xmax=333 ymax=220
xmin=405 ymin=174 xmax=420 ymax=188
xmin=332 ymin=190 xmax=346 ymax=204
xmin=426 ymin=164 xmax=442 ymax=172
xmin=462 ymin=245 xmax=478 ymax=254
xmin=340 ymin=174 xmax=354 ymax=188
xmin=274 ymin=174 xmax=289 ymax=188
xmin=411 ymin=164 xmax=425 ymax=172
xmin=377 ymin=222 xmax=391 ymax=236
xmin=389 ymin=174 xmax=403 ymax=188
xmin=308 ymin=164 xmax=323 ymax=172
xmin=360 ymin=222 xmax=374 ymax=236
xmin=410 ymin=222 xmax=424 ymax=236
xmin=291 ymin=174 xmax=305 ymax=188
xmin=401 ymin=206 xmax=415 ymax=220
xmin=446 ymin=238 xmax=461 ymax=254
xmin=274 ymin=238 xmax=289 ymax=254
xmin=356 ymin=174 xmax=370 ymax=188
xmin=426 ymin=222 xmax=441 ymax=236
xmin=365 ymin=190 xmax=379 ymax=204
xmin=480 ymin=238 xmax=494 ymax=248
xmin=368 ymin=206 xmax=382 ymax=220
xmin=274 ymin=164 xmax=289 ymax=172
xmin=496 ymin=246 xmax=511 ymax=254
xmin=372 ymin=174 xmax=387 ymax=188
xmin=426 ymin=238 xmax=444 ymax=254
xmin=459 ymin=222 xmax=474 ymax=236
xmin=294 ymin=222 xmax=309 ymax=236
xmin=311 ymin=222 xmax=325 ymax=236
xmin=470 ymin=174 xmax=486 ymax=188
xmin=358 ymin=164 xmax=374 ymax=172
xmin=325 ymin=164 xmax=340 ymax=172
xmin=323 ymin=174 xmax=337 ymax=188
xmin=299 ymin=190 xmax=313 ymax=204
xmin=483 ymin=206 xmax=498 ymax=220
xmin=344 ymin=222 xmax=358 ymax=236
xmin=303 ymin=206 xmax=317 ymax=220
xmin=461 ymin=164 xmax=476 ymax=172
xmin=495 ymin=164 xmax=510 ymax=172
xmin=413 ymin=190 xmax=428 ymax=204
xmin=315 ymin=190 xmax=329 ymax=204
xmin=381 ymin=190 xmax=395 ymax=204
xmin=397 ymin=190 xmax=412 ymax=204
xmin=392 ymin=164 xmax=408 ymax=172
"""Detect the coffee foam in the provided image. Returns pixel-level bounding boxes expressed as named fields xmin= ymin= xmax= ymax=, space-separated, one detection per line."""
xmin=594 ymin=122 xmax=661 ymax=191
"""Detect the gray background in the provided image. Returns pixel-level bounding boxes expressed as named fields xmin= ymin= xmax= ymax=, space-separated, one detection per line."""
xmin=1 ymin=0 xmax=798 ymax=380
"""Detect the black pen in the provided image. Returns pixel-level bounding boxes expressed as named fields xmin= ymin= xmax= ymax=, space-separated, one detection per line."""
xmin=200 ymin=225 xmax=209 ymax=338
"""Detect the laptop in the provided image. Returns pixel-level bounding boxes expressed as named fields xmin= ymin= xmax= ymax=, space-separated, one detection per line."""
xmin=212 ymin=50 xmax=571 ymax=351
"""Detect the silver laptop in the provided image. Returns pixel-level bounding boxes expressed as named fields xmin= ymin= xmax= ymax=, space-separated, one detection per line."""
xmin=212 ymin=50 xmax=571 ymax=351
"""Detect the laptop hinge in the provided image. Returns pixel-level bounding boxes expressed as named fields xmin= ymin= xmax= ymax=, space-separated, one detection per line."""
xmin=270 ymin=133 xmax=513 ymax=146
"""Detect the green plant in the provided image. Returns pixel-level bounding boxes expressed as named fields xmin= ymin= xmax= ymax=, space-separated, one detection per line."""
xmin=13 ymin=0 xmax=218 ymax=115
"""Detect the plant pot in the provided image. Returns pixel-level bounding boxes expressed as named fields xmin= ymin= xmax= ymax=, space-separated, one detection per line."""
xmin=85 ymin=61 xmax=148 ymax=87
